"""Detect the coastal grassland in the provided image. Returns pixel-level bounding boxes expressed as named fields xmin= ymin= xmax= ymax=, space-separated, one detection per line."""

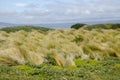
xmin=0 ymin=26 xmax=120 ymax=80
xmin=0 ymin=27 xmax=119 ymax=66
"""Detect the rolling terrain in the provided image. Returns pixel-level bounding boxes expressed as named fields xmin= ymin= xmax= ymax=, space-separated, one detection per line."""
xmin=0 ymin=25 xmax=120 ymax=80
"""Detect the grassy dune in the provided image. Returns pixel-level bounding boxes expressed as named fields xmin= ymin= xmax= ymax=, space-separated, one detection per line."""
xmin=0 ymin=27 xmax=120 ymax=66
xmin=0 ymin=26 xmax=120 ymax=80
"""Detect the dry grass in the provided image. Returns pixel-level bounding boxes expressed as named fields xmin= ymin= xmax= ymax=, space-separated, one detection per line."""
xmin=0 ymin=29 xmax=120 ymax=66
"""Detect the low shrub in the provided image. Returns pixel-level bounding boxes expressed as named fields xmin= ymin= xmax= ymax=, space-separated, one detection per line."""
xmin=84 ymin=23 xmax=120 ymax=30
xmin=71 ymin=23 xmax=86 ymax=29
xmin=0 ymin=26 xmax=53 ymax=33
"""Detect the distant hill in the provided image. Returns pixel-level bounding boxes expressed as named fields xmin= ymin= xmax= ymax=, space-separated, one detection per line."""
xmin=0 ymin=22 xmax=25 ymax=28
xmin=0 ymin=25 xmax=53 ymax=33
xmin=32 ymin=20 xmax=120 ymax=28
xmin=0 ymin=19 xmax=120 ymax=28
xmin=0 ymin=22 xmax=74 ymax=29
xmin=34 ymin=23 xmax=75 ymax=29
xmin=71 ymin=23 xmax=120 ymax=30
xmin=83 ymin=23 xmax=120 ymax=30
xmin=0 ymin=22 xmax=16 ymax=27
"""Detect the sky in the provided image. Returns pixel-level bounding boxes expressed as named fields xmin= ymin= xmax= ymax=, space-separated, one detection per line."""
xmin=0 ymin=0 xmax=120 ymax=24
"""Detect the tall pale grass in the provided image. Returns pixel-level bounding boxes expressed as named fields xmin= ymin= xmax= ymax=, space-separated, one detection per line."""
xmin=0 ymin=29 xmax=119 ymax=66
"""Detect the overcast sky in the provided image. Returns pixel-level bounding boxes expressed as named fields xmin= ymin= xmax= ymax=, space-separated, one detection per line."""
xmin=0 ymin=0 xmax=120 ymax=24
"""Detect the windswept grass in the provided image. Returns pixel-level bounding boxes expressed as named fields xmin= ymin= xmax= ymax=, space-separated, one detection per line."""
xmin=0 ymin=27 xmax=119 ymax=67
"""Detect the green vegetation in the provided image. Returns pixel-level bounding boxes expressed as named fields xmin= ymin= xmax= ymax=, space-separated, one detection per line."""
xmin=71 ymin=23 xmax=120 ymax=30
xmin=0 ymin=57 xmax=120 ymax=80
xmin=0 ymin=25 xmax=120 ymax=80
xmin=84 ymin=23 xmax=120 ymax=30
xmin=71 ymin=23 xmax=86 ymax=29
xmin=0 ymin=65 xmax=39 ymax=80
xmin=0 ymin=25 xmax=53 ymax=33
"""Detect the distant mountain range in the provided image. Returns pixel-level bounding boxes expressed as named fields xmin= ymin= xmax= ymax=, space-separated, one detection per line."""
xmin=0 ymin=22 xmax=74 ymax=28
xmin=0 ymin=22 xmax=11 ymax=26
xmin=0 ymin=22 xmax=18 ymax=27
xmin=0 ymin=19 xmax=120 ymax=29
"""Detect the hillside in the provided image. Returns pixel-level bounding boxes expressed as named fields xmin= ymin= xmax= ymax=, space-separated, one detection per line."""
xmin=0 ymin=26 xmax=53 ymax=33
xmin=0 ymin=26 xmax=120 ymax=80
xmin=71 ymin=23 xmax=120 ymax=30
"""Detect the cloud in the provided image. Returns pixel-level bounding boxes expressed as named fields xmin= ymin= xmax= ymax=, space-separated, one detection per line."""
xmin=0 ymin=0 xmax=120 ymax=24
xmin=15 ymin=3 xmax=28 ymax=7
xmin=0 ymin=10 xmax=17 ymax=16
